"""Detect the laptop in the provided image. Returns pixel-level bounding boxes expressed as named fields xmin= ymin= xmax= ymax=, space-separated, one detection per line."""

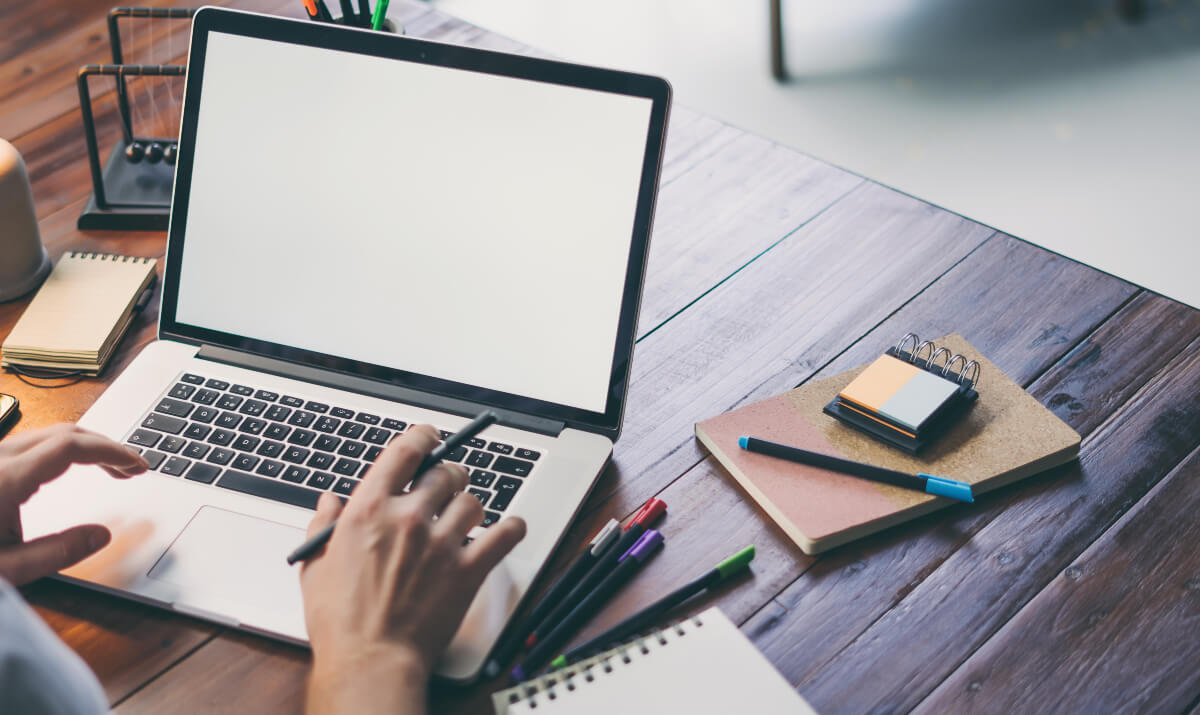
xmin=22 ymin=7 xmax=670 ymax=682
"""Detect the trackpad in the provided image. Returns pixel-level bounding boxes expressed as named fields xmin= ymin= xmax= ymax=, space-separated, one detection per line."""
xmin=149 ymin=506 xmax=306 ymax=617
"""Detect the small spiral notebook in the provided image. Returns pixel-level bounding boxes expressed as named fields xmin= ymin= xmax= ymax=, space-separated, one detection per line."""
xmin=492 ymin=606 xmax=814 ymax=714
xmin=2 ymin=252 xmax=156 ymax=377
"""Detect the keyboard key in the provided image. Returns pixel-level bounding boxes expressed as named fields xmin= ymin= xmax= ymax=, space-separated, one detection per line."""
xmin=492 ymin=456 xmax=534 ymax=478
xmin=233 ymin=435 xmax=260 ymax=452
xmin=265 ymin=405 xmax=292 ymax=422
xmin=168 ymin=383 xmax=196 ymax=400
xmin=469 ymin=470 xmax=496 ymax=488
xmin=333 ymin=458 xmax=361 ymax=476
xmin=184 ymin=423 xmax=212 ymax=440
xmin=439 ymin=430 xmax=452 ymax=440
xmin=307 ymin=472 xmax=335 ymax=490
xmin=230 ymin=384 xmax=254 ymax=396
xmin=355 ymin=412 xmax=380 ymax=425
xmin=256 ymin=459 xmax=284 ymax=477
xmin=282 ymin=465 xmax=310 ymax=483
xmin=142 ymin=450 xmax=166 ymax=470
xmin=445 ymin=446 xmax=468 ymax=463
xmin=159 ymin=436 xmax=187 ymax=454
xmin=331 ymin=407 xmax=354 ymax=419
xmin=288 ymin=410 xmax=316 ymax=428
xmin=304 ymin=401 xmax=329 ymax=413
xmin=239 ymin=399 xmax=267 ymax=416
xmin=490 ymin=476 xmax=522 ymax=511
xmin=466 ymin=450 xmax=494 ymax=468
xmin=515 ymin=448 xmax=541 ymax=461
xmin=161 ymin=456 xmax=191 ymax=476
xmin=183 ymin=441 xmax=210 ymax=459
xmin=142 ymin=413 xmax=186 ymax=434
xmin=382 ymin=418 xmax=407 ymax=431
xmin=239 ymin=418 xmax=267 ymax=435
xmin=332 ymin=477 xmax=360 ymax=496
xmin=205 ymin=379 xmax=230 ymax=390
xmin=192 ymin=406 xmax=218 ymax=424
xmin=307 ymin=452 xmax=335 ymax=470
xmin=155 ymin=397 xmax=193 ymax=418
xmin=255 ymin=390 xmax=279 ymax=402
xmin=364 ymin=446 xmax=383 ymax=462
xmin=216 ymin=394 xmax=243 ymax=411
xmin=128 ymin=429 xmax=161 ymax=448
xmin=363 ymin=427 xmax=391 ymax=445
xmin=185 ymin=463 xmax=221 ymax=484
xmin=216 ymin=471 xmax=319 ymax=510
xmin=337 ymin=422 xmax=365 ymax=439
xmin=481 ymin=511 xmax=500 ymax=527
xmin=181 ymin=373 xmax=205 ymax=385
xmin=216 ymin=412 xmax=242 ymax=429
xmin=487 ymin=441 xmax=514 ymax=455
xmin=257 ymin=440 xmax=284 ymax=458
xmin=192 ymin=389 xmax=219 ymax=405
xmin=314 ymin=416 xmax=340 ymax=433
xmin=208 ymin=428 xmax=235 ymax=446
xmin=314 ymin=435 xmax=341 ymax=452
xmin=288 ymin=429 xmax=316 ymax=446
xmin=280 ymin=395 xmax=304 ymax=408
xmin=233 ymin=454 xmax=259 ymax=472
xmin=207 ymin=448 xmax=235 ymax=465
xmin=358 ymin=462 xmax=372 ymax=478
xmin=264 ymin=423 xmax=290 ymax=440
xmin=283 ymin=446 xmax=311 ymax=464
xmin=338 ymin=441 xmax=365 ymax=458
xmin=466 ymin=437 xmax=486 ymax=449
xmin=468 ymin=488 xmax=490 ymax=506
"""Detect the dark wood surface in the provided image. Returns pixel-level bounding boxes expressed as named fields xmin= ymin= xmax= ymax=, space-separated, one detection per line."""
xmin=4 ymin=1 xmax=1198 ymax=712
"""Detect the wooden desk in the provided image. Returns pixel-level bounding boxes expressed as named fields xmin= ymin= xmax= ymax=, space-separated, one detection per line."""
xmin=4 ymin=1 xmax=1199 ymax=711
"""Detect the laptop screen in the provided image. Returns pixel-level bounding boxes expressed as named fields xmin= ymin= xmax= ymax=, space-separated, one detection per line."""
xmin=170 ymin=26 xmax=660 ymax=419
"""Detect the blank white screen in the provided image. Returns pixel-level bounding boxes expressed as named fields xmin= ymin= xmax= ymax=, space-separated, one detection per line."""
xmin=175 ymin=32 xmax=654 ymax=413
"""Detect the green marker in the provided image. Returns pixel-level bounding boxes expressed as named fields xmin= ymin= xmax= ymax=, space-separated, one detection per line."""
xmin=550 ymin=545 xmax=756 ymax=669
xmin=369 ymin=0 xmax=389 ymax=30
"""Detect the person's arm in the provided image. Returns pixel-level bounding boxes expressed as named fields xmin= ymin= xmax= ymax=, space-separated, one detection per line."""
xmin=299 ymin=426 xmax=526 ymax=715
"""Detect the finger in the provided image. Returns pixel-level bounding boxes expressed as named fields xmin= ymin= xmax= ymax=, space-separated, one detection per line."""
xmin=433 ymin=491 xmax=485 ymax=539
xmin=358 ymin=426 xmax=439 ymax=499
xmin=407 ymin=463 xmax=467 ymax=519
xmin=0 ymin=524 xmax=111 ymax=586
xmin=0 ymin=424 xmax=72 ymax=457
xmin=462 ymin=516 xmax=526 ymax=579
xmin=306 ymin=492 xmax=345 ymax=540
xmin=4 ymin=431 xmax=147 ymax=502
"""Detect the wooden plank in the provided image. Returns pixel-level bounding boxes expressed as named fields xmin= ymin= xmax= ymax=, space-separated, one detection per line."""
xmin=777 ymin=331 xmax=1200 ymax=712
xmin=21 ymin=580 xmax=215 ymax=706
xmin=917 ymin=443 xmax=1200 ymax=713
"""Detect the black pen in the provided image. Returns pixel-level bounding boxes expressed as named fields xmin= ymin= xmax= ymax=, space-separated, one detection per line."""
xmin=337 ymin=0 xmax=355 ymax=24
xmin=356 ymin=0 xmax=370 ymax=26
xmin=286 ymin=410 xmax=499 ymax=564
xmin=314 ymin=0 xmax=334 ymax=22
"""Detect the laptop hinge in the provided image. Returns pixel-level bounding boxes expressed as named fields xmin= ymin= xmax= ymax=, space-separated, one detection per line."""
xmin=195 ymin=345 xmax=566 ymax=437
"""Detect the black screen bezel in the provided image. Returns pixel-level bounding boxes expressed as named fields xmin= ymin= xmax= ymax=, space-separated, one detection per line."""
xmin=161 ymin=8 xmax=671 ymax=438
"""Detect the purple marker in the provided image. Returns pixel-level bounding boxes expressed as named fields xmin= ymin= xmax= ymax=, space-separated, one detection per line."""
xmin=512 ymin=529 xmax=665 ymax=681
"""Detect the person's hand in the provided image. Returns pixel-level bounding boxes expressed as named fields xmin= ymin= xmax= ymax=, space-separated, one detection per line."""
xmin=0 ymin=424 xmax=148 ymax=585
xmin=300 ymin=425 xmax=526 ymax=715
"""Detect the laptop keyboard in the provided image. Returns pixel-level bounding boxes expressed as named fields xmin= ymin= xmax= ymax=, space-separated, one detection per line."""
xmin=124 ymin=372 xmax=542 ymax=525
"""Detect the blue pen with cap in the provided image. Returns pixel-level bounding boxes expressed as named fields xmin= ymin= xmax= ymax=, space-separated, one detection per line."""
xmin=738 ymin=436 xmax=974 ymax=503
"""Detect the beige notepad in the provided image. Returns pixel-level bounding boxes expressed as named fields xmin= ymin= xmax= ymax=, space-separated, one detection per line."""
xmin=2 ymin=252 xmax=156 ymax=375
xmin=696 ymin=334 xmax=1081 ymax=554
xmin=492 ymin=607 xmax=815 ymax=714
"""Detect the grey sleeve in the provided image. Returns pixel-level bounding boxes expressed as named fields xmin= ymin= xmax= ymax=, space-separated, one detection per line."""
xmin=0 ymin=578 xmax=109 ymax=715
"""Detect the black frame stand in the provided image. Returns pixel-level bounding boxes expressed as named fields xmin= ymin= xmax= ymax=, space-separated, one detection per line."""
xmin=77 ymin=7 xmax=195 ymax=231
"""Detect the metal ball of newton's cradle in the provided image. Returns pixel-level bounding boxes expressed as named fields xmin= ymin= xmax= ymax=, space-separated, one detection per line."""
xmin=164 ymin=143 xmax=177 ymax=165
xmin=145 ymin=141 xmax=165 ymax=164
xmin=125 ymin=140 xmax=146 ymax=163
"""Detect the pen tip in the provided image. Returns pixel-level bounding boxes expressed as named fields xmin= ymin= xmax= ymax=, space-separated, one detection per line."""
xmin=738 ymin=436 xmax=749 ymax=449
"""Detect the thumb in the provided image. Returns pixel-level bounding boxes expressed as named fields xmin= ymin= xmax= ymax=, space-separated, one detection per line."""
xmin=0 ymin=524 xmax=111 ymax=586
xmin=306 ymin=492 xmax=344 ymax=539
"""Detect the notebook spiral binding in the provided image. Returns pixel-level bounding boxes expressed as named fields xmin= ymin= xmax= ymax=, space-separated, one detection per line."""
xmin=891 ymin=332 xmax=980 ymax=390
xmin=507 ymin=614 xmax=706 ymax=709
xmin=67 ymin=251 xmax=154 ymax=264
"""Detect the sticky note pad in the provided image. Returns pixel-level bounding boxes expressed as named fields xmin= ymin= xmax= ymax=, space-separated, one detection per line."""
xmin=839 ymin=355 xmax=961 ymax=432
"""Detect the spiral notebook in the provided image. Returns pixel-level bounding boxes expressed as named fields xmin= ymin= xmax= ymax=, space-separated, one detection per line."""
xmin=492 ymin=607 xmax=815 ymax=714
xmin=2 ymin=252 xmax=157 ymax=376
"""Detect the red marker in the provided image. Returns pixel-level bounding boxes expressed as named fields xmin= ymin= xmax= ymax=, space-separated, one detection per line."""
xmin=524 ymin=498 xmax=666 ymax=648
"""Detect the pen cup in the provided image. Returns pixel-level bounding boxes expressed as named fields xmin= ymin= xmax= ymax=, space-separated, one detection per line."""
xmin=333 ymin=15 xmax=401 ymax=33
